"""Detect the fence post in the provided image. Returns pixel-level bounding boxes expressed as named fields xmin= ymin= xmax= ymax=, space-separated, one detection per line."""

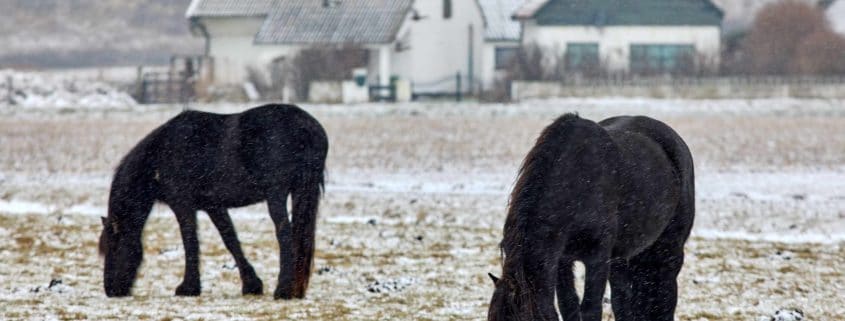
xmin=456 ymin=71 xmax=462 ymax=102
xmin=6 ymin=75 xmax=12 ymax=105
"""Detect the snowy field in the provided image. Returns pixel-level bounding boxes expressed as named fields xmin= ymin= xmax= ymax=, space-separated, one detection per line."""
xmin=1 ymin=98 xmax=844 ymax=320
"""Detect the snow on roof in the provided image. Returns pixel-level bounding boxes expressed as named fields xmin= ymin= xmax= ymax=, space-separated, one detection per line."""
xmin=185 ymin=0 xmax=274 ymax=18
xmin=512 ymin=0 xmax=550 ymax=20
xmin=253 ymin=0 xmax=413 ymax=45
xmin=477 ymin=0 xmax=524 ymax=41
xmin=828 ymin=0 xmax=845 ymax=34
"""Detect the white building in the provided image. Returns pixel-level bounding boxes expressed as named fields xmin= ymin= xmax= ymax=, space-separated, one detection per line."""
xmin=186 ymin=0 xmax=525 ymax=96
xmin=514 ymin=0 xmax=724 ymax=75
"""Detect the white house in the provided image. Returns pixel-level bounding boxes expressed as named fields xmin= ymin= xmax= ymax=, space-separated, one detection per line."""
xmin=514 ymin=0 xmax=724 ymax=75
xmin=186 ymin=0 xmax=524 ymax=97
xmin=186 ymin=0 xmax=412 ymax=92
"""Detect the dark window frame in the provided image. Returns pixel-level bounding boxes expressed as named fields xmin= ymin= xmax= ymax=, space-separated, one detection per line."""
xmin=494 ymin=47 xmax=518 ymax=70
xmin=564 ymin=42 xmax=600 ymax=71
xmin=630 ymin=44 xmax=696 ymax=74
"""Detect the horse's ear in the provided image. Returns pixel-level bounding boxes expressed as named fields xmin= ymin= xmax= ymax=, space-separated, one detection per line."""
xmin=101 ymin=216 xmax=108 ymax=227
xmin=488 ymin=273 xmax=500 ymax=285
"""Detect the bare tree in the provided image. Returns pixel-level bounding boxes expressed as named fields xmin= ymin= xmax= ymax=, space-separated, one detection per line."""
xmin=506 ymin=43 xmax=552 ymax=81
xmin=285 ymin=44 xmax=369 ymax=101
xmin=741 ymin=1 xmax=832 ymax=75
xmin=792 ymin=29 xmax=845 ymax=75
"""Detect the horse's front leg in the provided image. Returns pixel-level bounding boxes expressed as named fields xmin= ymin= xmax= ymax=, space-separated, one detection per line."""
xmin=581 ymin=257 xmax=610 ymax=321
xmin=172 ymin=205 xmax=201 ymax=296
xmin=206 ymin=207 xmax=263 ymax=295
xmin=557 ymin=257 xmax=582 ymax=321
xmin=267 ymin=189 xmax=295 ymax=299
xmin=525 ymin=247 xmax=561 ymax=321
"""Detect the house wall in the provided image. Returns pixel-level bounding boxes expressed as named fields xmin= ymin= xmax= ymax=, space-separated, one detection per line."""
xmin=521 ymin=21 xmax=722 ymax=73
xmin=196 ymin=1 xmax=495 ymax=94
xmin=399 ymin=0 xmax=486 ymax=92
xmin=481 ymin=40 xmax=520 ymax=90
xmin=201 ymin=17 xmax=301 ymax=84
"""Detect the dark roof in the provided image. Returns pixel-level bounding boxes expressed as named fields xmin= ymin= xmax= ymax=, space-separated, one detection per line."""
xmin=254 ymin=0 xmax=413 ymax=45
xmin=186 ymin=0 xmax=273 ymax=18
xmin=519 ymin=0 xmax=724 ymax=26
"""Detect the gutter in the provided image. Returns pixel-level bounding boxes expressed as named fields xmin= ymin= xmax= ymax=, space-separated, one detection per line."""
xmin=189 ymin=17 xmax=211 ymax=56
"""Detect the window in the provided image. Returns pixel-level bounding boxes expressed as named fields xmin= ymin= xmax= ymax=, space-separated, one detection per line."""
xmin=495 ymin=47 xmax=518 ymax=70
xmin=564 ymin=43 xmax=600 ymax=71
xmin=630 ymin=44 xmax=695 ymax=74
xmin=443 ymin=0 xmax=452 ymax=19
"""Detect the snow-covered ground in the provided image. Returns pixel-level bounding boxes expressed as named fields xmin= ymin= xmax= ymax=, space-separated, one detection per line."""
xmin=0 ymin=69 xmax=136 ymax=109
xmin=1 ymin=99 xmax=844 ymax=320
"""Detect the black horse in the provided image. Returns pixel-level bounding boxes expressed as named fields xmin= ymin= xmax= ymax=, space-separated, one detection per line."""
xmin=98 ymin=104 xmax=328 ymax=300
xmin=488 ymin=114 xmax=694 ymax=321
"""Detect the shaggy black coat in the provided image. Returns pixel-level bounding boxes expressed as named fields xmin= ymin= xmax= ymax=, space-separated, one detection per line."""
xmin=488 ymin=114 xmax=694 ymax=321
xmin=99 ymin=104 xmax=328 ymax=300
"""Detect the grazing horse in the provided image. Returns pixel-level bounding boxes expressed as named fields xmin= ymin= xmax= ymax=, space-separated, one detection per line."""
xmin=488 ymin=114 xmax=694 ymax=321
xmin=98 ymin=104 xmax=328 ymax=300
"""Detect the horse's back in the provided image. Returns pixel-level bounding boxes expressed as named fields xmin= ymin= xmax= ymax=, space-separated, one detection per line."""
xmin=235 ymin=104 xmax=329 ymax=183
xmin=146 ymin=105 xmax=327 ymax=208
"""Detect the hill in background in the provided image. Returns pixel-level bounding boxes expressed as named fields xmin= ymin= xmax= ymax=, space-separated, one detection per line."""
xmin=0 ymin=0 xmax=201 ymax=69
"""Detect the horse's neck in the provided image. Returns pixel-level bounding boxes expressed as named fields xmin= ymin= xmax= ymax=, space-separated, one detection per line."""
xmin=108 ymin=173 xmax=155 ymax=223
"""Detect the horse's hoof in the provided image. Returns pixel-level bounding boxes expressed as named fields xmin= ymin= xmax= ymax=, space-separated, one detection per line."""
xmin=242 ymin=279 xmax=264 ymax=296
xmin=105 ymin=289 xmax=131 ymax=298
xmin=273 ymin=287 xmax=293 ymax=300
xmin=175 ymin=283 xmax=201 ymax=296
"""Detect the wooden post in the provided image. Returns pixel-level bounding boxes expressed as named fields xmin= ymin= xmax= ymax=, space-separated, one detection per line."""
xmin=135 ymin=66 xmax=143 ymax=102
xmin=456 ymin=71 xmax=462 ymax=102
xmin=6 ymin=75 xmax=13 ymax=105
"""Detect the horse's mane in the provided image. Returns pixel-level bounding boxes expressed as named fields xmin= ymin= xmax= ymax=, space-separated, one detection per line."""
xmin=498 ymin=113 xmax=581 ymax=318
xmin=98 ymin=115 xmax=175 ymax=255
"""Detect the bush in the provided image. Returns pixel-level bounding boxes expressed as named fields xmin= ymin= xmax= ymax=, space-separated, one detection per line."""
xmin=247 ymin=44 xmax=368 ymax=102
xmin=286 ymin=44 xmax=369 ymax=101
xmin=792 ymin=30 xmax=845 ymax=75
xmin=741 ymin=1 xmax=844 ymax=75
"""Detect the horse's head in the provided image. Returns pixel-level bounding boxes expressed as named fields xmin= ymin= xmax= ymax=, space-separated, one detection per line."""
xmin=487 ymin=272 xmax=535 ymax=321
xmin=99 ymin=215 xmax=143 ymax=297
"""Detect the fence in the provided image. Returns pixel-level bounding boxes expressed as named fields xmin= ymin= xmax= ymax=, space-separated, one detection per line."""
xmin=411 ymin=72 xmax=478 ymax=102
xmin=137 ymin=72 xmax=194 ymax=104
xmin=512 ymin=76 xmax=845 ymax=100
xmin=134 ymin=55 xmax=212 ymax=105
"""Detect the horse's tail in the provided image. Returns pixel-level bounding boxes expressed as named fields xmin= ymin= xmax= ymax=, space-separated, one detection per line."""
xmin=290 ymin=118 xmax=328 ymax=299
xmin=662 ymin=129 xmax=695 ymax=240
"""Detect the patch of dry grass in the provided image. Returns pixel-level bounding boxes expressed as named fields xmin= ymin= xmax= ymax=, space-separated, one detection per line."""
xmin=1 ymin=213 xmax=843 ymax=320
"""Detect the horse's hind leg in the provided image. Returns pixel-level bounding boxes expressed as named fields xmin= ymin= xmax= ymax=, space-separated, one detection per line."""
xmin=609 ymin=259 xmax=638 ymax=321
xmin=557 ymin=258 xmax=582 ymax=321
xmin=581 ymin=257 xmax=610 ymax=321
xmin=172 ymin=205 xmax=201 ymax=296
xmin=207 ymin=207 xmax=263 ymax=295
xmin=267 ymin=188 xmax=295 ymax=300
xmin=628 ymin=240 xmax=685 ymax=321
